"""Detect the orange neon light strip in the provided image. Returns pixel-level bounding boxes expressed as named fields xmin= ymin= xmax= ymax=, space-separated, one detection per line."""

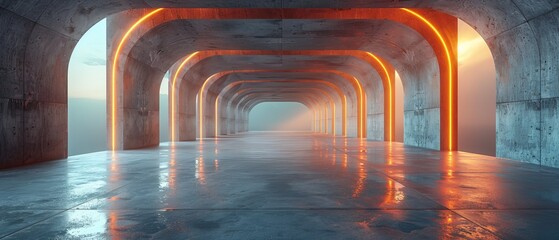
xmin=402 ymin=8 xmax=454 ymax=150
xmin=111 ymin=8 xmax=164 ymax=150
xmin=199 ymin=91 xmax=203 ymax=138
xmin=171 ymin=52 xmax=199 ymax=142
xmin=350 ymin=75 xmax=366 ymax=138
xmin=331 ymin=101 xmax=336 ymax=136
xmin=175 ymin=68 xmax=361 ymax=140
xmin=209 ymin=79 xmax=345 ymax=138
xmin=198 ymin=73 xmax=222 ymax=138
xmin=324 ymin=105 xmax=328 ymax=134
xmin=366 ymin=52 xmax=393 ymax=141
xmin=313 ymin=109 xmax=316 ymax=132
xmin=215 ymin=95 xmax=220 ymax=136
xmin=343 ymin=95 xmax=347 ymax=136
xmin=320 ymin=108 xmax=323 ymax=133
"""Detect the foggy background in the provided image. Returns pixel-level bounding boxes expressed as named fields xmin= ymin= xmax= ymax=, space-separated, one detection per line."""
xmin=248 ymin=102 xmax=312 ymax=131
xmin=68 ymin=19 xmax=496 ymax=156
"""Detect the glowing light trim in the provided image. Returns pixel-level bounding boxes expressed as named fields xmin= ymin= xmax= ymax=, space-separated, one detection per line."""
xmin=324 ymin=105 xmax=328 ymax=134
xmin=176 ymin=66 xmax=363 ymax=139
xmin=198 ymin=73 xmax=222 ymax=139
xmin=209 ymin=79 xmax=346 ymax=138
xmin=171 ymin=52 xmax=199 ymax=142
xmin=239 ymin=88 xmax=335 ymax=134
xmin=343 ymin=95 xmax=347 ymax=136
xmin=111 ymin=8 xmax=164 ymax=150
xmin=350 ymin=75 xmax=366 ymax=138
xmin=331 ymin=101 xmax=336 ymax=136
xmin=402 ymin=8 xmax=454 ymax=150
xmin=215 ymin=95 xmax=220 ymax=136
xmin=366 ymin=52 xmax=393 ymax=141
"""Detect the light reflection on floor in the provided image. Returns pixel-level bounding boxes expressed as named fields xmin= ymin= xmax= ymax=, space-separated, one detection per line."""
xmin=1 ymin=132 xmax=559 ymax=239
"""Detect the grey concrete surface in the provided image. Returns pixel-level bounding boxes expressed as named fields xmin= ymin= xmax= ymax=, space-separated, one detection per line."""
xmin=1 ymin=132 xmax=559 ymax=239
xmin=1 ymin=1 xmax=559 ymax=169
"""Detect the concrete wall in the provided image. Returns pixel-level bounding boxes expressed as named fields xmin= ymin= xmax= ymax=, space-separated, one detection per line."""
xmin=488 ymin=8 xmax=559 ymax=167
xmin=400 ymin=57 xmax=441 ymax=150
xmin=1 ymin=1 xmax=559 ymax=168
xmin=0 ymin=7 xmax=75 ymax=168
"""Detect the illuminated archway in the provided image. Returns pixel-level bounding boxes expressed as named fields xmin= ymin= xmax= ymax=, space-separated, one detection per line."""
xmin=109 ymin=8 xmax=457 ymax=151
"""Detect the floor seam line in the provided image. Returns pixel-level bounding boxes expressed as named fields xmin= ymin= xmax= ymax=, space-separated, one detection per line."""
xmin=332 ymin=141 xmax=505 ymax=239
xmin=0 ymin=182 xmax=133 ymax=239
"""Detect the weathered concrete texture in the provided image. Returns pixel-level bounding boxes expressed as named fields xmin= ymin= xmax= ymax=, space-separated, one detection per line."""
xmin=531 ymin=9 xmax=559 ymax=99
xmin=397 ymin=47 xmax=441 ymax=150
xmin=21 ymin=24 xmax=74 ymax=164
xmin=121 ymin=56 xmax=165 ymax=149
xmin=122 ymin=109 xmax=159 ymax=149
xmin=24 ymin=24 xmax=75 ymax=103
xmin=177 ymin=84 xmax=199 ymax=141
xmin=0 ymin=99 xmax=24 ymax=167
xmin=423 ymin=108 xmax=441 ymax=150
xmin=487 ymin=7 xmax=559 ymax=167
xmin=541 ymin=98 xmax=559 ymax=168
xmin=404 ymin=108 xmax=440 ymax=151
xmin=367 ymin=113 xmax=384 ymax=141
xmin=0 ymin=8 xmax=31 ymax=100
xmin=496 ymin=101 xmax=541 ymax=165
xmin=23 ymin=102 xmax=68 ymax=164
xmin=511 ymin=0 xmax=558 ymax=20
xmin=489 ymin=23 xmax=540 ymax=103
xmin=0 ymin=7 xmax=75 ymax=168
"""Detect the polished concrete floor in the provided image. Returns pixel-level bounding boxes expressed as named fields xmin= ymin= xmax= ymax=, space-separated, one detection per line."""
xmin=1 ymin=132 xmax=559 ymax=239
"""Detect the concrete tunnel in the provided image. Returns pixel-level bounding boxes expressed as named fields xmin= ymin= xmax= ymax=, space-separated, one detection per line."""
xmin=1 ymin=1 xmax=559 ymax=238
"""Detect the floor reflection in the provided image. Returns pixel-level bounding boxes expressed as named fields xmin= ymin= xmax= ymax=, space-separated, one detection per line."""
xmin=109 ymin=152 xmax=120 ymax=240
xmin=196 ymin=144 xmax=206 ymax=185
xmin=1 ymin=132 xmax=558 ymax=239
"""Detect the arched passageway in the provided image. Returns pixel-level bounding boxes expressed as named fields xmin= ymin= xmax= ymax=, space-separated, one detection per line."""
xmin=1 ymin=2 xmax=559 ymax=238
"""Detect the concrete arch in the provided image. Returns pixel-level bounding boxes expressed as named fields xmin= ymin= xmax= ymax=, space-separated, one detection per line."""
xmin=111 ymin=10 xmax=452 ymax=148
xmin=166 ymin=50 xmax=394 ymax=141
xmin=218 ymin=83 xmax=344 ymax=137
xmin=245 ymin=97 xmax=321 ymax=133
xmin=169 ymin=56 xmax=371 ymax=141
xmin=242 ymin=95 xmax=323 ymax=133
xmin=230 ymin=89 xmax=337 ymax=135
xmin=204 ymin=75 xmax=352 ymax=137
xmin=1 ymin=2 xmax=557 ymax=168
xmin=220 ymin=92 xmax=327 ymax=135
